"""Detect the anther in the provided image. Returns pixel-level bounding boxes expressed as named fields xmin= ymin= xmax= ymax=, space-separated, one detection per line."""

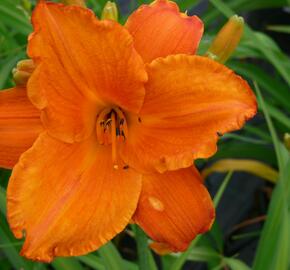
xmin=114 ymin=108 xmax=128 ymax=139
xmin=105 ymin=118 xmax=112 ymax=126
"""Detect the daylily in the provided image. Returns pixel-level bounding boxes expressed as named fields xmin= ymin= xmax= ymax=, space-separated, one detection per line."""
xmin=0 ymin=0 xmax=257 ymax=262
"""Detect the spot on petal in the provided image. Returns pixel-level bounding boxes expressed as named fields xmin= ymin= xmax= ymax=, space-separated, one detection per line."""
xmin=148 ymin=196 xmax=164 ymax=212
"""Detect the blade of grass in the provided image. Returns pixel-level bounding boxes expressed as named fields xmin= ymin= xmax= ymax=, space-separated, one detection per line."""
xmin=0 ymin=242 xmax=23 ymax=248
xmin=97 ymin=242 xmax=124 ymax=270
xmin=0 ymin=186 xmax=7 ymax=215
xmin=244 ymin=126 xmax=272 ymax=142
xmin=221 ymin=133 xmax=268 ymax=145
xmin=267 ymin=25 xmax=290 ymax=34
xmin=213 ymin=171 xmax=233 ymax=207
xmin=175 ymin=0 xmax=200 ymax=10
xmin=133 ymin=225 xmax=158 ymax=270
xmin=187 ymin=246 xmax=222 ymax=262
xmin=78 ymin=253 xmax=138 ymax=270
xmin=0 ymin=187 xmax=33 ymax=269
xmin=232 ymin=231 xmax=261 ymax=240
xmin=77 ymin=254 xmax=106 ymax=270
xmin=0 ymin=2 xmax=32 ymax=35
xmin=224 ymin=258 xmax=251 ymax=270
xmin=254 ymin=82 xmax=284 ymax=170
xmin=0 ymin=53 xmax=24 ymax=88
xmin=253 ymin=82 xmax=290 ymax=270
xmin=52 ymin=258 xmax=85 ymax=270
xmin=215 ymin=142 xmax=276 ymax=165
xmin=203 ymin=0 xmax=288 ymax=26
xmin=261 ymin=102 xmax=290 ymax=130
xmin=0 ymin=224 xmax=32 ymax=270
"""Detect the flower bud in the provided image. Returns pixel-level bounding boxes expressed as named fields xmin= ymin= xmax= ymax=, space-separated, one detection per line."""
xmin=21 ymin=0 xmax=32 ymax=12
xmin=101 ymin=1 xmax=118 ymax=21
xmin=284 ymin=133 xmax=290 ymax=151
xmin=13 ymin=59 xmax=36 ymax=86
xmin=206 ymin=15 xmax=244 ymax=63
xmin=61 ymin=0 xmax=86 ymax=7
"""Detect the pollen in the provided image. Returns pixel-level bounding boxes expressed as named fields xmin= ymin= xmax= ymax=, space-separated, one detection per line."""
xmin=96 ymin=107 xmax=128 ymax=169
xmin=148 ymin=196 xmax=164 ymax=212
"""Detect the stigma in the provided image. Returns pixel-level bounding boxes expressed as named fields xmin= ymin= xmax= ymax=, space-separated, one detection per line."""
xmin=96 ymin=107 xmax=128 ymax=169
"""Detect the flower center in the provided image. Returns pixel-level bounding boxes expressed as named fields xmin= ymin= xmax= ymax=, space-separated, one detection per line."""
xmin=96 ymin=107 xmax=128 ymax=169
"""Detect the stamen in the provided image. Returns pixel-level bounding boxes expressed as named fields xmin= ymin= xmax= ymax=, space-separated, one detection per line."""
xmin=105 ymin=118 xmax=112 ymax=127
xmin=104 ymin=122 xmax=111 ymax=145
xmin=95 ymin=106 xmax=129 ymax=169
xmin=116 ymin=127 xmax=120 ymax=136
xmin=111 ymin=112 xmax=118 ymax=169
xmin=114 ymin=107 xmax=128 ymax=139
xmin=96 ymin=108 xmax=111 ymax=145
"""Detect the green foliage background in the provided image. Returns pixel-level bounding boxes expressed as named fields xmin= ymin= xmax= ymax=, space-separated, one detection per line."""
xmin=0 ymin=0 xmax=289 ymax=269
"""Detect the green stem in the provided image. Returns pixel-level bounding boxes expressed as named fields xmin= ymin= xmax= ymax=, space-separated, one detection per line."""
xmin=134 ymin=225 xmax=157 ymax=270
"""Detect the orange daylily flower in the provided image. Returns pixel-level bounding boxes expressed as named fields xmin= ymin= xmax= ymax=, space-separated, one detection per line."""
xmin=0 ymin=0 xmax=257 ymax=262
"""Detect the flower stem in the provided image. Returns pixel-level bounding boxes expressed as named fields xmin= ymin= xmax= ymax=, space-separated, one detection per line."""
xmin=133 ymin=225 xmax=158 ymax=270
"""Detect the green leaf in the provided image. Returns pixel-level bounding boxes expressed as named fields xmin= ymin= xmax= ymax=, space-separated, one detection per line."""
xmin=254 ymin=82 xmax=284 ymax=170
xmin=0 ymin=223 xmax=31 ymax=270
xmin=244 ymin=125 xmax=272 ymax=142
xmin=0 ymin=1 xmax=32 ymax=35
xmin=213 ymin=171 xmax=233 ymax=206
xmin=0 ymin=186 xmax=7 ymax=215
xmin=52 ymin=258 xmax=85 ymax=270
xmin=0 ymin=188 xmax=32 ymax=269
xmin=215 ymin=142 xmax=276 ymax=167
xmin=97 ymin=242 xmax=124 ymax=270
xmin=253 ymin=182 xmax=290 ymax=270
xmin=187 ymin=246 xmax=221 ymax=262
xmin=133 ymin=225 xmax=158 ymax=270
xmin=253 ymin=83 xmax=290 ymax=270
xmin=224 ymin=258 xmax=251 ymax=270
xmin=77 ymin=254 xmax=106 ymax=270
xmin=260 ymin=101 xmax=290 ymax=130
xmin=0 ymin=54 xmax=24 ymax=88
xmin=203 ymin=0 xmax=288 ymax=26
xmin=267 ymin=25 xmax=290 ymax=34
xmin=221 ymin=133 xmax=269 ymax=145
xmin=175 ymin=0 xmax=201 ymax=10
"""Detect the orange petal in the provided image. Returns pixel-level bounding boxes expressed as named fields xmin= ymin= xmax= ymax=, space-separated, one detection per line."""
xmin=149 ymin=242 xmax=173 ymax=255
xmin=133 ymin=166 xmax=215 ymax=252
xmin=125 ymin=0 xmax=203 ymax=63
xmin=0 ymin=87 xmax=42 ymax=169
xmin=121 ymin=55 xmax=257 ymax=173
xmin=28 ymin=2 xmax=147 ymax=143
xmin=7 ymin=133 xmax=141 ymax=262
